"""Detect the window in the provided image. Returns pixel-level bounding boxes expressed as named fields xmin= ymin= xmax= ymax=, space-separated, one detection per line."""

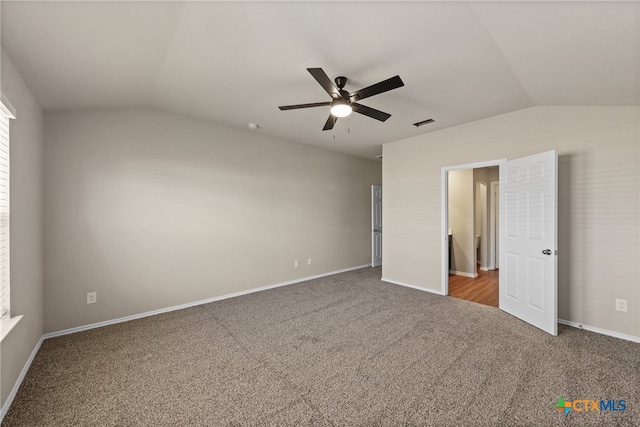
xmin=0 ymin=95 xmax=15 ymax=322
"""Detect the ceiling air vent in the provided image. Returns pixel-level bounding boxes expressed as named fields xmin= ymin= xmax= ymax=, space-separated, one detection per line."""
xmin=413 ymin=118 xmax=435 ymax=127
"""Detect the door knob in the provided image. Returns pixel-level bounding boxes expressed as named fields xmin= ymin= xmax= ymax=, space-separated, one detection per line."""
xmin=542 ymin=249 xmax=552 ymax=255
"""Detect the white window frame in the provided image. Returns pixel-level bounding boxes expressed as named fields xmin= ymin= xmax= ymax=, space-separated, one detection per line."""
xmin=0 ymin=94 xmax=19 ymax=342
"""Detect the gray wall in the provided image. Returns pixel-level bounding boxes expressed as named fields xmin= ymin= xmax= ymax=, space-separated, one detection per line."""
xmin=44 ymin=108 xmax=381 ymax=333
xmin=0 ymin=51 xmax=44 ymax=407
xmin=383 ymin=106 xmax=639 ymax=338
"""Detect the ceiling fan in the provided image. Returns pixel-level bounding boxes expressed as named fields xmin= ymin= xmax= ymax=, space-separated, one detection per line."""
xmin=279 ymin=68 xmax=404 ymax=131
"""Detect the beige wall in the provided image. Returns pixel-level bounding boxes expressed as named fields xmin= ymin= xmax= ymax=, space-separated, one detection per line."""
xmin=474 ymin=167 xmax=498 ymax=269
xmin=448 ymin=169 xmax=474 ymax=275
xmin=43 ymin=108 xmax=381 ymax=333
xmin=383 ymin=106 xmax=640 ymax=338
xmin=0 ymin=51 xmax=44 ymax=406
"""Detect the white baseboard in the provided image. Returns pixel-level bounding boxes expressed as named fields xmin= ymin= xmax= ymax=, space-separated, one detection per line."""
xmin=1 ymin=336 xmax=43 ymax=423
xmin=448 ymin=270 xmax=478 ymax=278
xmin=381 ymin=277 xmax=446 ymax=296
xmin=558 ymin=319 xmax=640 ymax=343
xmin=44 ymin=264 xmax=370 ymax=339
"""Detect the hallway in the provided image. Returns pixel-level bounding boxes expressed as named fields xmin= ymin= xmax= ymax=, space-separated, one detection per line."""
xmin=448 ymin=267 xmax=498 ymax=307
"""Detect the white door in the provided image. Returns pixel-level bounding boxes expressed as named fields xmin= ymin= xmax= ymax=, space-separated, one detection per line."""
xmin=499 ymin=150 xmax=557 ymax=335
xmin=372 ymin=185 xmax=382 ymax=267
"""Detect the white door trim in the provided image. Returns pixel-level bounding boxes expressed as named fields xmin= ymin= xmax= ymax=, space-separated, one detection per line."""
xmin=371 ymin=185 xmax=383 ymax=267
xmin=441 ymin=159 xmax=507 ymax=296
xmin=489 ymin=181 xmax=499 ymax=270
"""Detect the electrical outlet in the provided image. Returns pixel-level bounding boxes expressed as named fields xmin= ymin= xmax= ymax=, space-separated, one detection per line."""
xmin=616 ymin=299 xmax=627 ymax=312
xmin=87 ymin=292 xmax=97 ymax=304
xmin=294 ymin=260 xmax=298 ymax=268
xmin=307 ymin=258 xmax=312 ymax=266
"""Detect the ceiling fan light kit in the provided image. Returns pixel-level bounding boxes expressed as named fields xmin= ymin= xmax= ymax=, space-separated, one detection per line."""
xmin=279 ymin=68 xmax=404 ymax=131
xmin=330 ymin=98 xmax=352 ymax=117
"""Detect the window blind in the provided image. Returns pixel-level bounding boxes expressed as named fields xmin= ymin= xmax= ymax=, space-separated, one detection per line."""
xmin=0 ymin=107 xmax=10 ymax=320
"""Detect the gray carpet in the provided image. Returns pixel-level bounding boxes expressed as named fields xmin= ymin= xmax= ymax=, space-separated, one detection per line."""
xmin=3 ymin=267 xmax=639 ymax=426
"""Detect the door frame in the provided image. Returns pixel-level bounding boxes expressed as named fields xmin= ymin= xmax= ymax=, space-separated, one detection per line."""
xmin=371 ymin=185 xmax=382 ymax=267
xmin=489 ymin=181 xmax=500 ymax=270
xmin=476 ymin=181 xmax=488 ymax=270
xmin=441 ymin=159 xmax=506 ymax=296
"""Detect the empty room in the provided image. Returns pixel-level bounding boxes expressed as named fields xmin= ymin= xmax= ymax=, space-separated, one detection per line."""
xmin=1 ymin=1 xmax=639 ymax=425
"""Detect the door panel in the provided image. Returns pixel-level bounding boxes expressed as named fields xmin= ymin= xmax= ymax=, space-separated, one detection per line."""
xmin=499 ymin=150 xmax=557 ymax=335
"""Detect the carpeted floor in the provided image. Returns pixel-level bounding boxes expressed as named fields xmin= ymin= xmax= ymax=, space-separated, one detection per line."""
xmin=3 ymin=267 xmax=639 ymax=426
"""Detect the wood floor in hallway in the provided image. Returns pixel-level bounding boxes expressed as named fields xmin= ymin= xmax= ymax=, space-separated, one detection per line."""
xmin=448 ymin=267 xmax=499 ymax=308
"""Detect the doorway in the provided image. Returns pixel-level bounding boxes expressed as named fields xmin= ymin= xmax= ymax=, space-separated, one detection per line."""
xmin=441 ymin=151 xmax=558 ymax=336
xmin=444 ymin=163 xmax=500 ymax=307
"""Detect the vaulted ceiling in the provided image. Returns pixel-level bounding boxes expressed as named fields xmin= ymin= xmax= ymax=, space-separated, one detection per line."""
xmin=2 ymin=1 xmax=638 ymax=159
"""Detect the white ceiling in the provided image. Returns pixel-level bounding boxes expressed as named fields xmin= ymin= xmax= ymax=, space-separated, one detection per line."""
xmin=2 ymin=1 xmax=638 ymax=159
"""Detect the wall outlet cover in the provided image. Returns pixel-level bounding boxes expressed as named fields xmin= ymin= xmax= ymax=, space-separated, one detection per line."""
xmin=87 ymin=292 xmax=97 ymax=304
xmin=615 ymin=298 xmax=627 ymax=312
